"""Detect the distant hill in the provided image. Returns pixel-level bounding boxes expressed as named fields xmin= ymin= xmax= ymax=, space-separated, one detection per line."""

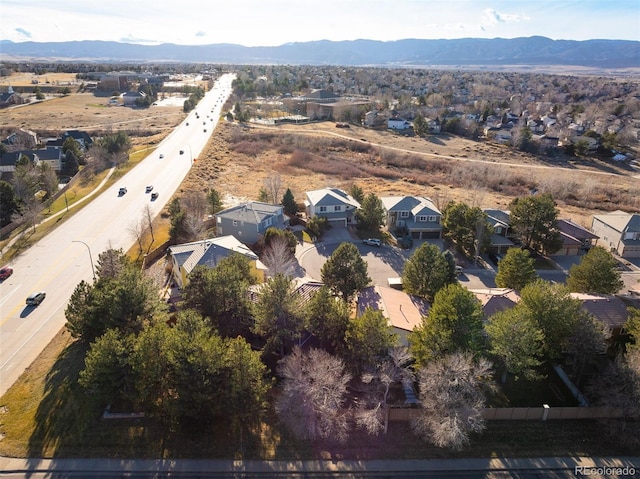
xmin=1 ymin=37 xmax=639 ymax=68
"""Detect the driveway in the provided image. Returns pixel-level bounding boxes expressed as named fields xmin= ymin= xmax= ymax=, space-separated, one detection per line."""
xmin=297 ymin=232 xmax=450 ymax=287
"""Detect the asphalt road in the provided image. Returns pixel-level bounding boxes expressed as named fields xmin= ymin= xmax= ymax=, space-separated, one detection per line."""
xmin=0 ymin=73 xmax=236 ymax=397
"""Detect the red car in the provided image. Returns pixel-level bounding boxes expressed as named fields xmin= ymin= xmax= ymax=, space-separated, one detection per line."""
xmin=0 ymin=266 xmax=13 ymax=280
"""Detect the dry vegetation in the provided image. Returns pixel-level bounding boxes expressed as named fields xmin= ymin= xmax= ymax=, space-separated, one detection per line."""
xmin=181 ymin=120 xmax=640 ymax=228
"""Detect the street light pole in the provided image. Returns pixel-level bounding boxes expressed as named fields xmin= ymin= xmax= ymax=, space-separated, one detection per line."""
xmin=72 ymin=240 xmax=96 ymax=282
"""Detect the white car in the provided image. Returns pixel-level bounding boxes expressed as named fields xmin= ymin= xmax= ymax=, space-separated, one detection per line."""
xmin=363 ymin=238 xmax=382 ymax=247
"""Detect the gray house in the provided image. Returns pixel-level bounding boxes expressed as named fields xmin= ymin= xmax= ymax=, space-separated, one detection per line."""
xmin=215 ymin=201 xmax=288 ymax=245
xmin=304 ymin=188 xmax=360 ymax=226
xmin=591 ymin=210 xmax=640 ymax=258
xmin=381 ymin=196 xmax=442 ymax=239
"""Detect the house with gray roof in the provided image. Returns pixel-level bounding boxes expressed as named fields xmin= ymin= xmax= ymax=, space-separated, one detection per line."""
xmin=484 ymin=209 xmax=515 ymax=254
xmin=305 ymin=188 xmax=360 ymax=226
xmin=168 ymin=235 xmax=267 ymax=289
xmin=381 ymin=196 xmax=442 ymax=239
xmin=591 ymin=210 xmax=640 ymax=258
xmin=571 ymin=293 xmax=629 ymax=343
xmin=215 ymin=201 xmax=288 ymax=245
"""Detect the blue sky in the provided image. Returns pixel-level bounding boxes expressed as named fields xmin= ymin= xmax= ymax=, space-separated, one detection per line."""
xmin=1 ymin=0 xmax=638 ymax=46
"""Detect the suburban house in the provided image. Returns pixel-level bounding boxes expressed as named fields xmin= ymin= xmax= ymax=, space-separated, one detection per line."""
xmin=0 ymin=86 xmax=24 ymax=108
xmin=471 ymin=288 xmax=520 ymax=319
xmin=591 ymin=211 xmax=640 ymax=258
xmin=357 ymin=285 xmax=430 ymax=346
xmin=122 ymin=91 xmax=146 ymax=106
xmin=0 ymin=147 xmax=63 ymax=174
xmin=62 ymin=130 xmax=94 ymax=150
xmin=381 ymin=196 xmax=442 ymax=239
xmin=484 ymin=209 xmax=515 ymax=254
xmin=215 ymin=201 xmax=288 ymax=245
xmin=552 ymin=219 xmax=599 ymax=256
xmin=304 ymin=188 xmax=360 ymax=226
xmin=388 ymin=118 xmax=412 ymax=130
xmin=168 ymin=235 xmax=267 ymax=289
xmin=571 ymin=293 xmax=629 ymax=344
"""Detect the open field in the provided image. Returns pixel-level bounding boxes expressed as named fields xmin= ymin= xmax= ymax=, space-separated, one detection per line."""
xmin=179 ymin=120 xmax=640 ymax=230
xmin=0 ymin=89 xmax=186 ymax=147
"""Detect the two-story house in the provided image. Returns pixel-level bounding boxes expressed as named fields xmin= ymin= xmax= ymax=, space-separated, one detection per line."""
xmin=304 ymin=188 xmax=360 ymax=226
xmin=215 ymin=201 xmax=288 ymax=245
xmin=381 ymin=196 xmax=442 ymax=239
xmin=592 ymin=211 xmax=640 ymax=258
xmin=553 ymin=219 xmax=599 ymax=256
xmin=168 ymin=235 xmax=267 ymax=289
xmin=484 ymin=209 xmax=515 ymax=254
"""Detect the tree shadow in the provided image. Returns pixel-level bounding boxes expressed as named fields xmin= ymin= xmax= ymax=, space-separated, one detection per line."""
xmin=27 ymin=339 xmax=95 ymax=458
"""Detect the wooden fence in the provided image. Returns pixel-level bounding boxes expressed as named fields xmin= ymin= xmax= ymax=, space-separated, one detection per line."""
xmin=388 ymin=406 xmax=625 ymax=422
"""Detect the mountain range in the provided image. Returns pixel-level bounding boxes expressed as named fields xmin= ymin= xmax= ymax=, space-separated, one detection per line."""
xmin=1 ymin=37 xmax=638 ymax=68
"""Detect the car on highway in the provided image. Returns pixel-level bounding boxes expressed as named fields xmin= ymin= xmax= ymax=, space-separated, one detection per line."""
xmin=145 ymin=185 xmax=154 ymax=193
xmin=363 ymin=238 xmax=382 ymax=247
xmin=159 ymin=153 xmax=164 ymax=159
xmin=118 ymin=187 xmax=127 ymax=196
xmin=179 ymin=150 xmax=184 ymax=155
xmin=26 ymin=291 xmax=46 ymax=306
xmin=151 ymin=192 xmax=159 ymax=201
xmin=0 ymin=266 xmax=13 ymax=280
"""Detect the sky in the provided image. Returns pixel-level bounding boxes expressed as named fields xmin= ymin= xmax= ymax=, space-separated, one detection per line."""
xmin=1 ymin=0 xmax=639 ymax=46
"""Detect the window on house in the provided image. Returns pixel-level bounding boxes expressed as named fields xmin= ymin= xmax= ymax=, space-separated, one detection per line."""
xmin=334 ymin=205 xmax=342 ymax=212
xmin=418 ymin=215 xmax=428 ymax=222
xmin=400 ymin=211 xmax=409 ymax=218
xmin=233 ymin=220 xmax=237 ymax=226
xmin=428 ymin=215 xmax=437 ymax=222
xmin=319 ymin=206 xmax=327 ymax=212
xmin=217 ymin=217 xmax=222 ymax=224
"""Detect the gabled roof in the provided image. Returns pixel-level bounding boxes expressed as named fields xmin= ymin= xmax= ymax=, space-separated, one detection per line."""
xmin=558 ymin=219 xmax=599 ymax=241
xmin=305 ymin=188 xmax=360 ymax=208
xmin=357 ymin=285 xmax=429 ymax=332
xmin=484 ymin=209 xmax=511 ymax=228
xmin=381 ymin=196 xmax=440 ymax=215
xmin=571 ymin=293 xmax=629 ymax=330
xmin=471 ymin=288 xmax=520 ymax=319
xmin=169 ymin=235 xmax=261 ymax=276
xmin=63 ymin=130 xmax=93 ymax=146
xmin=593 ymin=211 xmax=640 ymax=234
xmin=216 ymin=201 xmax=282 ymax=224
xmin=0 ymin=151 xmax=37 ymax=167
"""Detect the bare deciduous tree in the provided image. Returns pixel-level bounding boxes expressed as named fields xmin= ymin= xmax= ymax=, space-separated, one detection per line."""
xmin=263 ymin=236 xmax=297 ymax=277
xmin=356 ymin=346 xmax=414 ymax=435
xmin=129 ymin=217 xmax=145 ymax=255
xmin=264 ymin=173 xmax=282 ymax=204
xmin=411 ymin=353 xmax=496 ymax=450
xmin=143 ymin=204 xmax=155 ymax=249
xmin=275 ymin=346 xmax=351 ymax=443
xmin=182 ymin=191 xmax=208 ymax=240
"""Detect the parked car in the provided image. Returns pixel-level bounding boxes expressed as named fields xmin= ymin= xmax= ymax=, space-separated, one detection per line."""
xmin=455 ymin=265 xmax=464 ymax=275
xmin=363 ymin=238 xmax=382 ymax=247
xmin=118 ymin=187 xmax=127 ymax=196
xmin=145 ymin=185 xmax=154 ymax=193
xmin=26 ymin=291 xmax=46 ymax=306
xmin=0 ymin=266 xmax=13 ymax=280
xmin=151 ymin=192 xmax=159 ymax=201
xmin=488 ymin=253 xmax=503 ymax=266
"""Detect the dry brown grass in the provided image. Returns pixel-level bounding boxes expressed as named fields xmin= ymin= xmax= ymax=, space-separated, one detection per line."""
xmin=0 ymin=91 xmax=185 ymax=146
xmin=180 ymin=121 xmax=639 ymax=229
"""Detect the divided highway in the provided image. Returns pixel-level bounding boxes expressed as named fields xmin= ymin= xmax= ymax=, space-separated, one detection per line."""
xmin=0 ymin=73 xmax=236 ymax=396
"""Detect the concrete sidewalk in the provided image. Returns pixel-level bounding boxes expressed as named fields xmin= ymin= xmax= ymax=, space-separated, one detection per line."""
xmin=0 ymin=455 xmax=638 ymax=477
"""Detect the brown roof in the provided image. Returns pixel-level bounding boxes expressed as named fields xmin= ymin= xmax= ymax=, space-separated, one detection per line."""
xmin=571 ymin=293 xmax=629 ymax=330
